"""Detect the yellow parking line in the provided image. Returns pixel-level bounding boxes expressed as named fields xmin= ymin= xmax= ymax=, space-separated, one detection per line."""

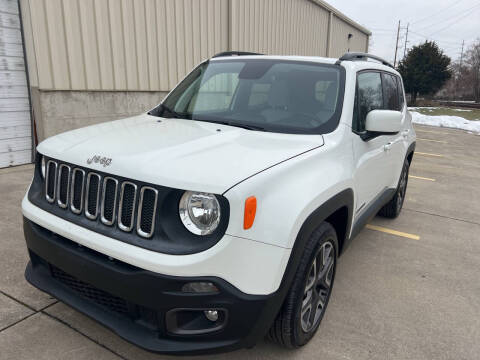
xmin=409 ymin=175 xmax=436 ymax=181
xmin=366 ymin=224 xmax=420 ymax=240
xmin=415 ymin=151 xmax=444 ymax=158
xmin=417 ymin=137 xmax=448 ymax=144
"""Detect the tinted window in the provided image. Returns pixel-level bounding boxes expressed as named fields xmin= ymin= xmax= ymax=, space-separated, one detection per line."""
xmin=353 ymin=72 xmax=383 ymax=132
xmin=382 ymin=73 xmax=399 ymax=111
xmin=159 ymin=60 xmax=345 ymax=134
xmin=396 ymin=76 xmax=405 ymax=110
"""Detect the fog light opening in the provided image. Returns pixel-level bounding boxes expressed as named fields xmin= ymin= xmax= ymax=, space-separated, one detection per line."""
xmin=204 ymin=310 xmax=219 ymax=322
xmin=182 ymin=281 xmax=219 ymax=293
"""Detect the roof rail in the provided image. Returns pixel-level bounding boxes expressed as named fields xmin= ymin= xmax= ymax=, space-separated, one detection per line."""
xmin=212 ymin=51 xmax=263 ymax=58
xmin=337 ymin=52 xmax=394 ymax=68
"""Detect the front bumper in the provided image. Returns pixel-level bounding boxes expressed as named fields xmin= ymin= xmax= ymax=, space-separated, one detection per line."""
xmin=23 ymin=218 xmax=282 ymax=355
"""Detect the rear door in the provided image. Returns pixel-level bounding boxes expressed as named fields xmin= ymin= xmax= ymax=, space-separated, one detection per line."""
xmin=352 ymin=71 xmax=392 ymax=212
xmin=381 ymin=72 xmax=406 ymax=187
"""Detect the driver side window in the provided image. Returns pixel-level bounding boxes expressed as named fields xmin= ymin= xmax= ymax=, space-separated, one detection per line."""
xmin=353 ymin=72 xmax=383 ymax=133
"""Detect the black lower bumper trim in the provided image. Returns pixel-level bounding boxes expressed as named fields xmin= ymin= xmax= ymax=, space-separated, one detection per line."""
xmin=23 ymin=217 xmax=281 ymax=355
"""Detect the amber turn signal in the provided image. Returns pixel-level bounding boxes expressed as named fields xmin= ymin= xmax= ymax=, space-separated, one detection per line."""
xmin=243 ymin=196 xmax=257 ymax=229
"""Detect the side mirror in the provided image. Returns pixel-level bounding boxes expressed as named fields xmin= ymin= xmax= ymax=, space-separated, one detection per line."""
xmin=365 ymin=110 xmax=403 ymax=133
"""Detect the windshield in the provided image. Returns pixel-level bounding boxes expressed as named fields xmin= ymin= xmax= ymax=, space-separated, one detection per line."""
xmin=155 ymin=59 xmax=345 ymax=134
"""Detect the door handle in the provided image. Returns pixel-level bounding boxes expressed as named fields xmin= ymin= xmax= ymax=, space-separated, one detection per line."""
xmin=384 ymin=142 xmax=392 ymax=151
xmin=402 ymin=129 xmax=410 ymax=138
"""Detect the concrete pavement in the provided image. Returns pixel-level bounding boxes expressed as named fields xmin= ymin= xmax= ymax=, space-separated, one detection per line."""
xmin=1 ymin=124 xmax=479 ymax=359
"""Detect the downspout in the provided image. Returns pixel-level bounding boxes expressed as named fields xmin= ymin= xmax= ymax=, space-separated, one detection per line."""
xmin=326 ymin=11 xmax=333 ymax=57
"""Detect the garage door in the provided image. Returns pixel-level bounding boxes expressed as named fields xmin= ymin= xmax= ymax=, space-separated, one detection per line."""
xmin=0 ymin=0 xmax=32 ymax=168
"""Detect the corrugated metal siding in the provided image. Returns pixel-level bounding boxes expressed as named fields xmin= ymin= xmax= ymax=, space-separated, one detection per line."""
xmin=329 ymin=14 xmax=368 ymax=58
xmin=21 ymin=0 xmax=228 ymax=92
xmin=230 ymin=0 xmax=330 ymax=56
xmin=0 ymin=0 xmax=32 ymax=167
xmin=21 ymin=0 xmax=369 ymax=92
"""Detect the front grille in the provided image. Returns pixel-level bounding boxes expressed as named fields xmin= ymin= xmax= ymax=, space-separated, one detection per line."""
xmin=137 ymin=187 xmax=158 ymax=238
xmin=57 ymin=164 xmax=71 ymax=208
xmin=45 ymin=161 xmax=57 ymax=203
xmin=50 ymin=264 xmax=129 ymax=315
xmin=85 ymin=173 xmax=101 ymax=220
xmin=43 ymin=159 xmax=159 ymax=239
xmin=101 ymin=177 xmax=118 ymax=225
xmin=70 ymin=169 xmax=85 ymax=214
xmin=119 ymin=182 xmax=137 ymax=232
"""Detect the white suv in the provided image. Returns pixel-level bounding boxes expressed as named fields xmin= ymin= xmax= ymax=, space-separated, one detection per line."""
xmin=22 ymin=52 xmax=415 ymax=354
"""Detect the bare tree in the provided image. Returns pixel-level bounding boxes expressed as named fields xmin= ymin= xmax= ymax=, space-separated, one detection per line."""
xmin=464 ymin=39 xmax=480 ymax=103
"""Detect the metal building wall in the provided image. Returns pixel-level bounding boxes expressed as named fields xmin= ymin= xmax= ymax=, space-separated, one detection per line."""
xmin=22 ymin=0 xmax=228 ymax=92
xmin=329 ymin=14 xmax=369 ymax=58
xmin=230 ymin=0 xmax=330 ymax=56
xmin=21 ymin=0 xmax=369 ymax=93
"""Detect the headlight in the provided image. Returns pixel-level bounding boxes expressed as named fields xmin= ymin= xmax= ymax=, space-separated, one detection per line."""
xmin=40 ymin=155 xmax=46 ymax=179
xmin=179 ymin=191 xmax=221 ymax=235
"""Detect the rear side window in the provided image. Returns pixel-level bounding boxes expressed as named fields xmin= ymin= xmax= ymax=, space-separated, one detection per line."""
xmin=353 ymin=72 xmax=383 ymax=132
xmin=382 ymin=73 xmax=399 ymax=111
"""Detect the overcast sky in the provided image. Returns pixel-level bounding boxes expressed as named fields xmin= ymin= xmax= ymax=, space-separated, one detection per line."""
xmin=327 ymin=0 xmax=480 ymax=65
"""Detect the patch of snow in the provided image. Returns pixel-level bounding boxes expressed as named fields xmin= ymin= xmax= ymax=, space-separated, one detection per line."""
xmin=410 ymin=111 xmax=480 ymax=134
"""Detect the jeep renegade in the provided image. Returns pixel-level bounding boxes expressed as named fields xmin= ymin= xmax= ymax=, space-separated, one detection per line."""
xmin=22 ymin=52 xmax=416 ymax=354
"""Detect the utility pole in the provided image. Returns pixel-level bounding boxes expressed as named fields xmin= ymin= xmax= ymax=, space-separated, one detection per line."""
xmin=393 ymin=20 xmax=401 ymax=68
xmin=403 ymin=23 xmax=409 ymax=58
xmin=460 ymin=40 xmax=465 ymax=67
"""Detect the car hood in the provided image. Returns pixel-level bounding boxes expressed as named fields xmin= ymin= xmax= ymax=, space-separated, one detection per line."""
xmin=37 ymin=114 xmax=324 ymax=194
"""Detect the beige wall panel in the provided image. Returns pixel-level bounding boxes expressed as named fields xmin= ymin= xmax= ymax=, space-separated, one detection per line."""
xmin=145 ymin=0 xmax=159 ymax=90
xmin=330 ymin=15 xmax=368 ymax=58
xmin=62 ymin=0 xmax=86 ymax=89
xmin=165 ymin=0 xmax=177 ymax=88
xmin=44 ymin=0 xmax=70 ymax=89
xmin=174 ymin=0 xmax=186 ymax=79
xmin=156 ymin=0 xmax=169 ymax=90
xmin=27 ymin=0 xmax=53 ymax=88
xmin=183 ymin=0 xmax=194 ymax=72
xmin=230 ymin=0 xmax=329 ymax=56
xmin=121 ymin=0 xmax=139 ymax=89
xmin=191 ymin=0 xmax=201 ymax=65
xmin=134 ymin=0 xmax=149 ymax=90
xmin=19 ymin=0 xmax=38 ymax=87
xmin=79 ymin=0 xmax=101 ymax=89
xmin=108 ymin=0 xmax=127 ymax=89
xmin=95 ymin=0 xmax=115 ymax=90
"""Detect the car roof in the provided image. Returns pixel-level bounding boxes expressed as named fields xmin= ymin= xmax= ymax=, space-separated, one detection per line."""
xmin=210 ymin=54 xmax=400 ymax=76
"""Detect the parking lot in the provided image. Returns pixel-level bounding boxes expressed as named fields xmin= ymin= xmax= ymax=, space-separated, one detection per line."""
xmin=1 ymin=123 xmax=479 ymax=360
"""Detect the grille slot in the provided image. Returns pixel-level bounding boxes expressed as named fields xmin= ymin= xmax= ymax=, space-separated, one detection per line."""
xmin=57 ymin=164 xmax=71 ymax=208
xmin=137 ymin=187 xmax=158 ymax=238
xmin=85 ymin=173 xmax=101 ymax=220
xmin=101 ymin=177 xmax=118 ymax=226
xmin=45 ymin=160 xmax=57 ymax=203
xmin=118 ymin=182 xmax=137 ymax=232
xmin=70 ymin=168 xmax=85 ymax=214
xmin=50 ymin=264 xmax=129 ymax=315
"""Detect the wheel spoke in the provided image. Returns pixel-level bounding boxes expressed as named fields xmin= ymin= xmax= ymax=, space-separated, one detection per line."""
xmin=304 ymin=259 xmax=316 ymax=293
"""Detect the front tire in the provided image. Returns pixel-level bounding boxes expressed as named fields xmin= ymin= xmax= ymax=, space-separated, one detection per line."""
xmin=268 ymin=222 xmax=338 ymax=348
xmin=378 ymin=158 xmax=410 ymax=218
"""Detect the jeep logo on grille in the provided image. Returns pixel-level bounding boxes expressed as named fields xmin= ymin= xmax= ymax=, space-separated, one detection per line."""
xmin=87 ymin=155 xmax=112 ymax=167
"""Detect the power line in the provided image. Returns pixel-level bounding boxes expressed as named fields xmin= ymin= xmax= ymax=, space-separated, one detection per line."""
xmin=428 ymin=4 xmax=480 ymax=37
xmin=409 ymin=0 xmax=467 ymax=25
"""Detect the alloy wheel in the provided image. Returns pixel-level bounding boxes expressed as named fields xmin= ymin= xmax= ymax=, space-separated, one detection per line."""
xmin=300 ymin=241 xmax=335 ymax=333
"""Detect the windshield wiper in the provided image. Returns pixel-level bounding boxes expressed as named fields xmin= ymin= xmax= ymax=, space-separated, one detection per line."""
xmin=193 ymin=118 xmax=266 ymax=132
xmin=149 ymin=104 xmax=189 ymax=119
